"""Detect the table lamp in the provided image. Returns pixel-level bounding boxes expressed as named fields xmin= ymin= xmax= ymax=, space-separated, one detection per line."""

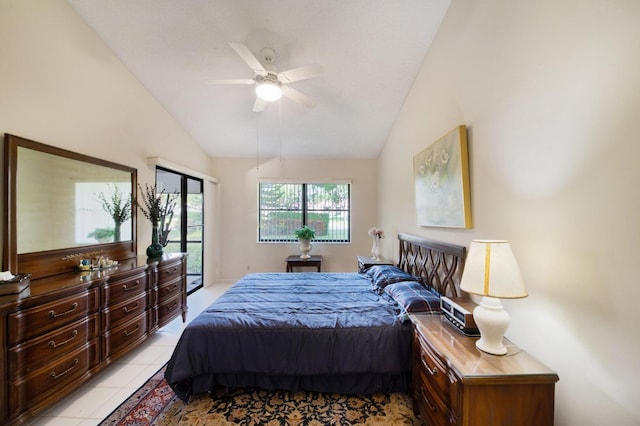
xmin=460 ymin=240 xmax=528 ymax=355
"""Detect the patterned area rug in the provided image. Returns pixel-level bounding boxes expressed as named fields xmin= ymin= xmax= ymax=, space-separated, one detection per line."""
xmin=100 ymin=365 xmax=422 ymax=425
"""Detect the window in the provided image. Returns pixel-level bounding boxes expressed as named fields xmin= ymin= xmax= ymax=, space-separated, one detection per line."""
xmin=259 ymin=183 xmax=350 ymax=243
xmin=156 ymin=168 xmax=204 ymax=294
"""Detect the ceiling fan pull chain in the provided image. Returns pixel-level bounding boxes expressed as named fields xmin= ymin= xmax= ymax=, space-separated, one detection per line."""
xmin=256 ymin=115 xmax=260 ymax=171
xmin=279 ymin=99 xmax=283 ymax=162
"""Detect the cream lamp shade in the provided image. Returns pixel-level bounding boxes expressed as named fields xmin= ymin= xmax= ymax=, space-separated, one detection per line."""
xmin=460 ymin=240 xmax=527 ymax=355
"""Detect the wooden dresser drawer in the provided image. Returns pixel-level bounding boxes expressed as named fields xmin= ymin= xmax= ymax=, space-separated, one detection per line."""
xmin=102 ymin=292 xmax=147 ymax=331
xmin=414 ymin=331 xmax=450 ymax=398
xmin=414 ymin=365 xmax=451 ymax=426
xmin=8 ymin=340 xmax=99 ymax=415
xmin=102 ymin=313 xmax=148 ymax=360
xmin=102 ymin=271 xmax=147 ymax=306
xmin=8 ymin=289 xmax=99 ymax=345
xmin=157 ymin=260 xmax=183 ymax=284
xmin=8 ymin=314 xmax=99 ymax=380
xmin=158 ymin=278 xmax=182 ymax=300
xmin=157 ymin=293 xmax=183 ymax=327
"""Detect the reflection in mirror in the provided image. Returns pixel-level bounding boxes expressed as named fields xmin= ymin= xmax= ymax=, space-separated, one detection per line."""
xmin=3 ymin=133 xmax=137 ymax=279
xmin=17 ymin=147 xmax=132 ymax=253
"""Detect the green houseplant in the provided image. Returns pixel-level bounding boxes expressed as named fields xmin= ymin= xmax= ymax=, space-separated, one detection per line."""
xmin=294 ymin=226 xmax=316 ymax=241
xmin=294 ymin=226 xmax=315 ymax=259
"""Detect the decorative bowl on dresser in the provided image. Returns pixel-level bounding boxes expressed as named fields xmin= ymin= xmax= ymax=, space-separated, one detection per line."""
xmin=410 ymin=314 xmax=559 ymax=426
xmin=0 ymin=134 xmax=189 ymax=424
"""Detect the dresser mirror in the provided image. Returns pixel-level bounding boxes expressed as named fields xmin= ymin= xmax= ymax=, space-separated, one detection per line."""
xmin=3 ymin=134 xmax=137 ymax=278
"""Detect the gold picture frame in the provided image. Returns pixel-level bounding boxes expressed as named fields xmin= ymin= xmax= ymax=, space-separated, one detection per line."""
xmin=413 ymin=125 xmax=472 ymax=228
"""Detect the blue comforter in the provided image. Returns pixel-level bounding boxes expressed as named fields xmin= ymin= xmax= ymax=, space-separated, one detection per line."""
xmin=165 ymin=272 xmax=412 ymax=401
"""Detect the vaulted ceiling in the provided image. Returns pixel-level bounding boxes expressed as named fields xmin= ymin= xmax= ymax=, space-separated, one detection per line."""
xmin=67 ymin=0 xmax=450 ymax=159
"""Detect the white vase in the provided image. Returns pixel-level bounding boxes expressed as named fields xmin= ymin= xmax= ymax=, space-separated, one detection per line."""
xmin=371 ymin=237 xmax=381 ymax=260
xmin=299 ymin=238 xmax=312 ymax=259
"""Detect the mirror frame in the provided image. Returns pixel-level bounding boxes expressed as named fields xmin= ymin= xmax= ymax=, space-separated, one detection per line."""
xmin=3 ymin=134 xmax=137 ymax=279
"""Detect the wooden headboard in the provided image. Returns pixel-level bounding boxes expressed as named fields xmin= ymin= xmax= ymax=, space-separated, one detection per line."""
xmin=397 ymin=233 xmax=467 ymax=298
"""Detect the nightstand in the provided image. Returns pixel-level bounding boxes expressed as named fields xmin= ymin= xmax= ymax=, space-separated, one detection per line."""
xmin=410 ymin=314 xmax=558 ymax=426
xmin=286 ymin=255 xmax=323 ymax=272
xmin=356 ymin=255 xmax=393 ymax=272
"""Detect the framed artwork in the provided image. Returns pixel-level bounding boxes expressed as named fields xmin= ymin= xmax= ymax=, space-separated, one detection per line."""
xmin=413 ymin=125 xmax=472 ymax=228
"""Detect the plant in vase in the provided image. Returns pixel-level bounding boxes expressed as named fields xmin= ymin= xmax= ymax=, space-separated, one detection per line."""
xmin=158 ymin=196 xmax=176 ymax=248
xmin=368 ymin=227 xmax=384 ymax=260
xmin=135 ymin=183 xmax=177 ymax=258
xmin=294 ymin=226 xmax=316 ymax=259
xmin=97 ymin=184 xmax=131 ymax=242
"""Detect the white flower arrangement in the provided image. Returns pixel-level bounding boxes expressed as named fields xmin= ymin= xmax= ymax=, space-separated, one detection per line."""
xmin=368 ymin=227 xmax=384 ymax=239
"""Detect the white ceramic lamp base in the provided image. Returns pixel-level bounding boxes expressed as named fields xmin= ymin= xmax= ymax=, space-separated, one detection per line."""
xmin=473 ymin=296 xmax=510 ymax=355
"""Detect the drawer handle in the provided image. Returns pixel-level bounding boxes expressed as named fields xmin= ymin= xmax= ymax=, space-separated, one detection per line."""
xmin=165 ymin=267 xmax=178 ymax=275
xmin=123 ymin=280 xmax=140 ymax=291
xmin=166 ymin=301 xmax=178 ymax=311
xmin=48 ymin=302 xmax=78 ymax=319
xmin=48 ymin=329 xmax=78 ymax=348
xmin=124 ymin=324 xmax=139 ymax=337
xmin=167 ymin=283 xmax=177 ymax=292
xmin=421 ymin=357 xmax=438 ymax=376
xmin=420 ymin=385 xmax=438 ymax=412
xmin=49 ymin=358 xmax=79 ymax=380
xmin=123 ymin=302 xmax=140 ymax=314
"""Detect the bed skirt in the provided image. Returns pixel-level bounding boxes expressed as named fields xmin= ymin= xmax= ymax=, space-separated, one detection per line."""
xmin=173 ymin=371 xmax=410 ymax=402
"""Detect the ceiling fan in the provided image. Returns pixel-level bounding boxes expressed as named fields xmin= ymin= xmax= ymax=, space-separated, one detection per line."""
xmin=206 ymin=42 xmax=323 ymax=112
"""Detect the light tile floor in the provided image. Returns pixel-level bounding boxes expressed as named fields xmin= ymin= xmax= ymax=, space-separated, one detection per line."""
xmin=29 ymin=282 xmax=233 ymax=426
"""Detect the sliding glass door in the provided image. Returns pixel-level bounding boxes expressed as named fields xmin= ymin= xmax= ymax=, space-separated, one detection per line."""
xmin=156 ymin=167 xmax=204 ymax=294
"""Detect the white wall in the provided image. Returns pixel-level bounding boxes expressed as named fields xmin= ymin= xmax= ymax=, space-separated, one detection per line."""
xmin=379 ymin=0 xmax=640 ymax=424
xmin=210 ymin=156 xmax=379 ymax=280
xmin=0 ymin=0 xmax=218 ymax=285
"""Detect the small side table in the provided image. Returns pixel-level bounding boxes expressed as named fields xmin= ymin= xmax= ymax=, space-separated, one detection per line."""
xmin=286 ymin=255 xmax=323 ymax=272
xmin=357 ymin=255 xmax=394 ymax=272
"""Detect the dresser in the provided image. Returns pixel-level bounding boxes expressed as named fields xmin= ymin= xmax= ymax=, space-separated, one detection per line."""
xmin=0 ymin=253 xmax=187 ymax=425
xmin=411 ymin=314 xmax=558 ymax=426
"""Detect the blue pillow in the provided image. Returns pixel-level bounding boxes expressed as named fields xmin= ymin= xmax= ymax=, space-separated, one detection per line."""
xmin=364 ymin=265 xmax=422 ymax=290
xmin=384 ymin=281 xmax=440 ymax=313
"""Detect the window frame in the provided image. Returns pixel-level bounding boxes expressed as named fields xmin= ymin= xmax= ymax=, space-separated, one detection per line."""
xmin=258 ymin=181 xmax=351 ymax=244
xmin=155 ymin=166 xmax=204 ymax=286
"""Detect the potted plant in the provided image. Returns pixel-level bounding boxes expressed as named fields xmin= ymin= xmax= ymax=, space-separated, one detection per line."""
xmin=294 ymin=226 xmax=315 ymax=259
xmin=135 ymin=183 xmax=177 ymax=258
xmin=294 ymin=225 xmax=316 ymax=241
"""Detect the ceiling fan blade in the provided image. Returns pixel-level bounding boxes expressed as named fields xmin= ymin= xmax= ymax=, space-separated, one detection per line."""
xmin=229 ymin=42 xmax=267 ymax=76
xmin=278 ymin=63 xmax=323 ymax=83
xmin=205 ymin=78 xmax=255 ymax=85
xmin=282 ymin=86 xmax=316 ymax=109
xmin=253 ymin=97 xmax=266 ymax=112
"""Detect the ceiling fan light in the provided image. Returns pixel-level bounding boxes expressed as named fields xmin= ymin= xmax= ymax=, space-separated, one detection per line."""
xmin=256 ymin=81 xmax=282 ymax=102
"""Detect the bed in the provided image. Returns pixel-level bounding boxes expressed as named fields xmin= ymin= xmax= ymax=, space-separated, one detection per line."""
xmin=165 ymin=233 xmax=466 ymax=402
